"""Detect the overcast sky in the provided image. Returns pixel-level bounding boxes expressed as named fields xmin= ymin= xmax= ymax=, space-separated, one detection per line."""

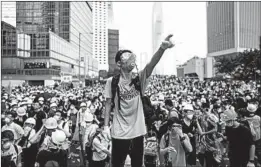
xmin=113 ymin=2 xmax=207 ymax=75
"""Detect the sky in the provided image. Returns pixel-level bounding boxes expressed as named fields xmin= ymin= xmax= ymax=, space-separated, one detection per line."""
xmin=113 ymin=2 xmax=207 ymax=75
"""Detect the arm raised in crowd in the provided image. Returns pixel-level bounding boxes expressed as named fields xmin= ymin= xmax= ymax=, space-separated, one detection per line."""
xmin=144 ymin=34 xmax=174 ymax=78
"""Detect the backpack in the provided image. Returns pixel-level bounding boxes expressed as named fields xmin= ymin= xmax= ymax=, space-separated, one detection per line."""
xmin=85 ymin=131 xmax=101 ymax=161
xmin=1 ymin=145 xmax=19 ymax=167
xmin=111 ymin=74 xmax=156 ymax=127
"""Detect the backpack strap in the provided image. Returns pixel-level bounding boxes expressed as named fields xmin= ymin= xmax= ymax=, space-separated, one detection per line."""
xmin=62 ymin=121 xmax=66 ymax=129
xmin=14 ymin=144 xmax=18 ymax=155
xmin=111 ymin=74 xmax=121 ymax=111
xmin=164 ymin=133 xmax=170 ymax=164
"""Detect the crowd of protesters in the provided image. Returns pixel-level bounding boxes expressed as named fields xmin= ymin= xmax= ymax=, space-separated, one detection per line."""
xmin=24 ymin=62 xmax=47 ymax=69
xmin=1 ymin=75 xmax=261 ymax=167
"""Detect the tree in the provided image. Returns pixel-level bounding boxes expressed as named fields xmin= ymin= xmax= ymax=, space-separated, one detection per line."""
xmin=215 ymin=49 xmax=261 ymax=81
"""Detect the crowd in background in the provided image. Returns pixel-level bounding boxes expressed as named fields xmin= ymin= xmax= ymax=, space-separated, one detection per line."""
xmin=1 ymin=75 xmax=261 ymax=167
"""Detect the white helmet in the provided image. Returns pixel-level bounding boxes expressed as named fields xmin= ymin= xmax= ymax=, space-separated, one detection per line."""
xmin=183 ymin=104 xmax=194 ymax=111
xmin=44 ymin=117 xmax=58 ymax=129
xmin=80 ymin=102 xmax=87 ymax=108
xmin=25 ymin=118 xmax=36 ymax=125
xmin=51 ymin=130 xmax=66 ymax=145
xmin=84 ymin=113 xmax=94 ymax=122
xmin=50 ymin=103 xmax=57 ymax=108
xmin=16 ymin=107 xmax=26 ymax=116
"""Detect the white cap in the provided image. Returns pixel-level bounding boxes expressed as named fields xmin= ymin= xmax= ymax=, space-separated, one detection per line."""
xmin=51 ymin=130 xmax=66 ymax=145
xmin=25 ymin=118 xmax=36 ymax=125
xmin=44 ymin=117 xmax=58 ymax=129
xmin=38 ymin=97 xmax=44 ymax=101
xmin=80 ymin=102 xmax=87 ymax=107
xmin=84 ymin=113 xmax=94 ymax=122
xmin=16 ymin=107 xmax=26 ymax=116
xmin=183 ymin=104 xmax=194 ymax=111
xmin=247 ymin=104 xmax=257 ymax=113
xmin=50 ymin=103 xmax=57 ymax=108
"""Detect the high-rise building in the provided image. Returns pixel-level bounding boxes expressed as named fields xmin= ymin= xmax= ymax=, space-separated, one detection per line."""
xmin=1 ymin=2 xmax=16 ymax=27
xmin=2 ymin=2 xmax=97 ymax=86
xmin=207 ymin=2 xmax=261 ymax=77
xmin=108 ymin=2 xmax=115 ymax=29
xmin=108 ymin=29 xmax=119 ymax=77
xmin=152 ymin=2 xmax=164 ymax=75
xmin=93 ymin=1 xmax=108 ymax=71
xmin=207 ymin=2 xmax=261 ymax=57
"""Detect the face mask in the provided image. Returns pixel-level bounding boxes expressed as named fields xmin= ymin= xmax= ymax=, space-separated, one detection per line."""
xmin=187 ymin=114 xmax=194 ymax=120
xmin=2 ymin=141 xmax=12 ymax=150
xmin=24 ymin=126 xmax=32 ymax=134
xmin=4 ymin=117 xmax=11 ymax=124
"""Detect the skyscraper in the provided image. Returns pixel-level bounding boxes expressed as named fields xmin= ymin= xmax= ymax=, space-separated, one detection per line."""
xmin=2 ymin=2 xmax=96 ymax=86
xmin=207 ymin=2 xmax=261 ymax=58
xmin=108 ymin=2 xmax=115 ymax=29
xmin=1 ymin=2 xmax=16 ymax=27
xmin=152 ymin=2 xmax=164 ymax=75
xmin=93 ymin=1 xmax=108 ymax=71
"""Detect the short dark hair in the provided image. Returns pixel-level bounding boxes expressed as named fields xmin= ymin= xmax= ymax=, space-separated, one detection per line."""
xmin=5 ymin=111 xmax=16 ymax=118
xmin=115 ymin=50 xmax=132 ymax=63
xmin=165 ymin=99 xmax=173 ymax=107
xmin=2 ymin=130 xmax=14 ymax=141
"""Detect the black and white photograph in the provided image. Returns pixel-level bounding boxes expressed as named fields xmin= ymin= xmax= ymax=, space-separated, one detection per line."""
xmin=1 ymin=1 xmax=261 ymax=167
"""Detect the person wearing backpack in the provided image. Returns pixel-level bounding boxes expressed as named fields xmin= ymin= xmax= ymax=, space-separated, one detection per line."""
xmin=1 ymin=130 xmax=22 ymax=167
xmin=87 ymin=128 xmax=112 ymax=167
xmin=103 ymin=34 xmax=174 ymax=167
xmin=220 ymin=109 xmax=256 ymax=167
xmin=159 ymin=117 xmax=192 ymax=167
xmin=18 ymin=118 xmax=36 ymax=167
xmin=35 ymin=130 xmax=67 ymax=167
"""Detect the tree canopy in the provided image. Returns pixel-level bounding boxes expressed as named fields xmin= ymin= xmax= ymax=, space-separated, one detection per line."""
xmin=215 ymin=49 xmax=261 ymax=81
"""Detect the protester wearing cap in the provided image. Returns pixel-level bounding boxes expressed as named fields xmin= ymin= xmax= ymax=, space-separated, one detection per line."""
xmin=18 ymin=117 xmax=37 ymax=167
xmin=29 ymin=117 xmax=58 ymax=146
xmin=14 ymin=107 xmax=28 ymax=127
xmin=53 ymin=110 xmax=71 ymax=138
xmin=242 ymin=103 xmax=261 ymax=142
xmin=1 ymin=130 xmax=23 ymax=167
xmin=83 ymin=113 xmax=99 ymax=149
xmin=30 ymin=102 xmax=47 ymax=132
xmin=48 ymin=103 xmax=58 ymax=118
xmin=90 ymin=128 xmax=112 ymax=167
xmin=221 ymin=109 xmax=256 ymax=167
xmin=159 ymin=117 xmax=192 ymax=167
xmin=35 ymin=130 xmax=67 ymax=167
xmin=181 ymin=103 xmax=203 ymax=166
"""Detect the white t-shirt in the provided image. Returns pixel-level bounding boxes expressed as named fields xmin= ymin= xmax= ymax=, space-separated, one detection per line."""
xmin=104 ymin=70 xmax=149 ymax=139
xmin=92 ymin=134 xmax=111 ymax=161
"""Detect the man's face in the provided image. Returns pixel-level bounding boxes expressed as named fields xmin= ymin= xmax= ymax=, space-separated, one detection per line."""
xmin=119 ymin=52 xmax=136 ymax=72
xmin=171 ymin=123 xmax=182 ymax=135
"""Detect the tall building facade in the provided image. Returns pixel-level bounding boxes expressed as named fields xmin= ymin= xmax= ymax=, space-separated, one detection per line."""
xmin=1 ymin=2 xmax=16 ymax=27
xmin=108 ymin=2 xmax=115 ymax=29
xmin=108 ymin=29 xmax=119 ymax=77
xmin=2 ymin=2 xmax=97 ymax=86
xmin=152 ymin=2 xmax=164 ymax=75
xmin=207 ymin=2 xmax=261 ymax=57
xmin=93 ymin=1 xmax=108 ymax=71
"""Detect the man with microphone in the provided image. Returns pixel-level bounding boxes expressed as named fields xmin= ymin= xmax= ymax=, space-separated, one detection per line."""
xmin=104 ymin=34 xmax=175 ymax=167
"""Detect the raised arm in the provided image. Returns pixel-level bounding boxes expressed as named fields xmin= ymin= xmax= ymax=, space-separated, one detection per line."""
xmin=144 ymin=34 xmax=174 ymax=78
